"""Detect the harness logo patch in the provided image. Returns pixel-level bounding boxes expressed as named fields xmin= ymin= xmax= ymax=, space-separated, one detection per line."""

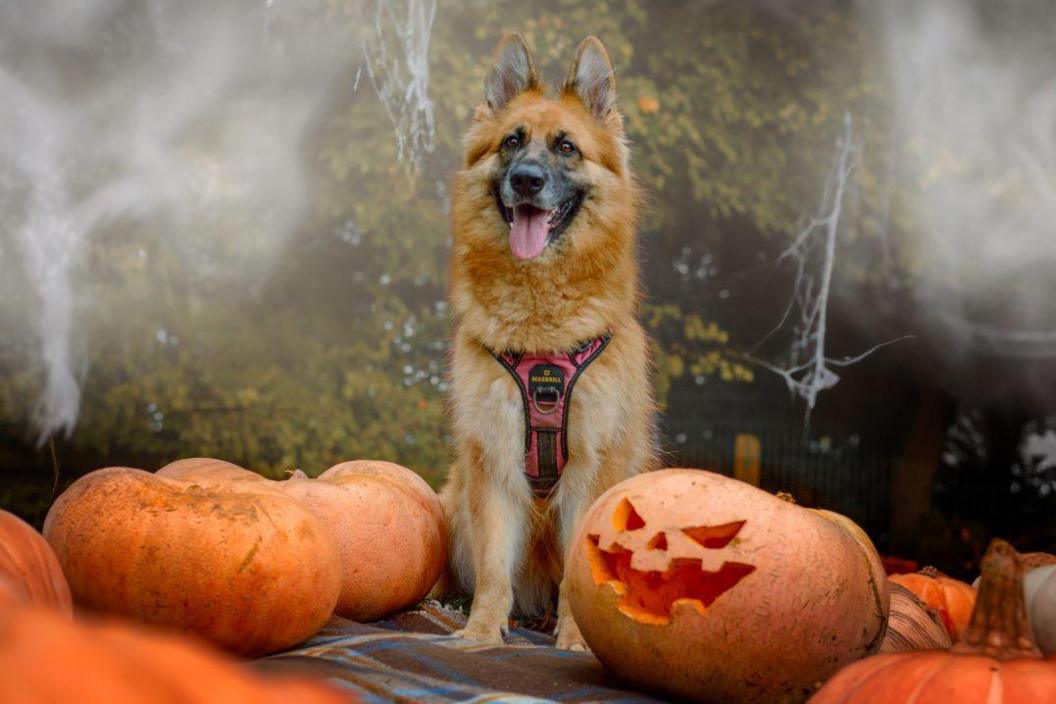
xmin=529 ymin=364 xmax=564 ymax=415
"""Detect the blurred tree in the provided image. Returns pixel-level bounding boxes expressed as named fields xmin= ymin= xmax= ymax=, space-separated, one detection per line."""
xmin=0 ymin=0 xmax=899 ymax=494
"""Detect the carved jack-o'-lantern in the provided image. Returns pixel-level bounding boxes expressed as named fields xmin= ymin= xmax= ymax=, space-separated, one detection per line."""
xmin=566 ymin=469 xmax=889 ymax=704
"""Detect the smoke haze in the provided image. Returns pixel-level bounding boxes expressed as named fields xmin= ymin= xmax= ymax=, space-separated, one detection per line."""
xmin=0 ymin=0 xmax=433 ymax=441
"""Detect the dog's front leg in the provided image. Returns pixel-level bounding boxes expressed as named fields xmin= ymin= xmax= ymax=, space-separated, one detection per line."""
xmin=554 ymin=506 xmax=590 ymax=650
xmin=454 ymin=441 xmax=528 ymax=644
xmin=552 ymin=460 xmax=600 ymax=652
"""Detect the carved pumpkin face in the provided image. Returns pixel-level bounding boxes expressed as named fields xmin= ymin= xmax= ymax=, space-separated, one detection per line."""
xmin=585 ymin=494 xmax=757 ymax=625
xmin=566 ymin=469 xmax=889 ymax=704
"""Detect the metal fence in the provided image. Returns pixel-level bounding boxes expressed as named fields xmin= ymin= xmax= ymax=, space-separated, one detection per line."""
xmin=660 ymin=383 xmax=906 ymax=551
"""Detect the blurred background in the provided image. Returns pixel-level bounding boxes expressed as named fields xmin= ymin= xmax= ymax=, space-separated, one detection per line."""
xmin=1 ymin=0 xmax=1054 ymax=577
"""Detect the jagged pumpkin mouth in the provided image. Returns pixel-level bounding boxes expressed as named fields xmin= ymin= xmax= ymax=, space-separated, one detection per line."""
xmin=585 ymin=498 xmax=756 ymax=625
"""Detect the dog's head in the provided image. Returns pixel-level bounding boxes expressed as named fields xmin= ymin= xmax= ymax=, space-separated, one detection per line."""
xmin=460 ymin=34 xmax=633 ymax=263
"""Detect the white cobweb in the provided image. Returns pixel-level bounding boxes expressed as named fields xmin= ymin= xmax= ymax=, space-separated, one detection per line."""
xmin=743 ymin=112 xmax=911 ymax=419
xmin=360 ymin=0 xmax=437 ymax=169
xmin=0 ymin=0 xmax=439 ymax=444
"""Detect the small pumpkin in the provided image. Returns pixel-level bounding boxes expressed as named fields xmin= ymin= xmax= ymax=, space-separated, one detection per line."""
xmin=881 ymin=582 xmax=952 ymax=653
xmin=1024 ymin=564 xmax=1056 ymax=655
xmin=0 ymin=604 xmax=353 ymax=703
xmin=0 ymin=510 xmax=72 ymax=615
xmin=566 ymin=469 xmax=889 ymax=704
xmin=44 ymin=467 xmax=342 ymax=656
xmin=889 ymin=567 xmax=976 ymax=640
xmin=810 ymin=539 xmax=1056 ymax=703
xmin=158 ymin=458 xmax=447 ymax=622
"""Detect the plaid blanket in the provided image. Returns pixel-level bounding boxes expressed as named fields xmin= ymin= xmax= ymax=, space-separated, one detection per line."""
xmin=256 ymin=602 xmax=666 ymax=703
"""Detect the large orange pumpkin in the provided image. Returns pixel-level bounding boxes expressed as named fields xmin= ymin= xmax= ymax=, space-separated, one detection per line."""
xmin=0 ymin=510 xmax=72 ymax=615
xmin=158 ymin=458 xmax=446 ymax=622
xmin=566 ymin=469 xmax=889 ymax=704
xmin=0 ymin=604 xmax=353 ymax=703
xmin=810 ymin=539 xmax=1056 ymax=703
xmin=889 ymin=567 xmax=976 ymax=640
xmin=44 ymin=467 xmax=342 ymax=656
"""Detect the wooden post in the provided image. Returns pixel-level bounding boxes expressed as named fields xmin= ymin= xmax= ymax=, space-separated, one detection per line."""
xmin=734 ymin=433 xmax=761 ymax=486
xmin=890 ymin=389 xmax=951 ymax=551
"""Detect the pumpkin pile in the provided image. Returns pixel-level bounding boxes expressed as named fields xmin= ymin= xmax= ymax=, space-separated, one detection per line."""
xmin=43 ymin=458 xmax=446 ymax=655
xmin=0 ymin=508 xmax=351 ymax=703
xmin=157 ymin=458 xmax=447 ymax=623
xmin=811 ymin=539 xmax=1056 ymax=703
xmin=565 ymin=469 xmax=889 ymax=704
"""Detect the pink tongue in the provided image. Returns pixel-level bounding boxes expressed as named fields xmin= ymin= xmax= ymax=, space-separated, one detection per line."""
xmin=509 ymin=207 xmax=549 ymax=260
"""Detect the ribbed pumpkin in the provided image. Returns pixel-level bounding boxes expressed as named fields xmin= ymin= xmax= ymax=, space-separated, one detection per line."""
xmin=566 ymin=469 xmax=889 ymax=704
xmin=44 ymin=467 xmax=342 ymax=656
xmin=881 ymin=582 xmax=952 ymax=653
xmin=810 ymin=539 xmax=1056 ymax=703
xmin=889 ymin=567 xmax=976 ymax=640
xmin=0 ymin=510 xmax=72 ymax=615
xmin=158 ymin=458 xmax=447 ymax=622
xmin=0 ymin=604 xmax=353 ymax=703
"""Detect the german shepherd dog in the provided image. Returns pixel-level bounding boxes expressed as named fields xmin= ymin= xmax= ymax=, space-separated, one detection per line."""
xmin=438 ymin=34 xmax=658 ymax=650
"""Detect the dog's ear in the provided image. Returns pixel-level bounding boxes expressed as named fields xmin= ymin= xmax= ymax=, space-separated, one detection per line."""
xmin=483 ymin=33 xmax=540 ymax=113
xmin=563 ymin=36 xmax=617 ymax=121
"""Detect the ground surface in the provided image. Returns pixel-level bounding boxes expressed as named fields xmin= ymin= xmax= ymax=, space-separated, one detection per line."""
xmin=255 ymin=601 xmax=665 ymax=703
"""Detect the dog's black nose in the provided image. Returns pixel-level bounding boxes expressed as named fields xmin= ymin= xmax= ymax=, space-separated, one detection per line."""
xmin=509 ymin=163 xmax=546 ymax=197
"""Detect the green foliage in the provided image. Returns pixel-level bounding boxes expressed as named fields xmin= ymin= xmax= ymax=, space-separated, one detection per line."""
xmin=0 ymin=0 xmax=900 ymax=487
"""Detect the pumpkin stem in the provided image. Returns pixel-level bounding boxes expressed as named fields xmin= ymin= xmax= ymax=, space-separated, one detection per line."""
xmin=774 ymin=491 xmax=796 ymax=505
xmin=918 ymin=566 xmax=946 ymax=578
xmin=951 ymin=538 xmax=1042 ymax=661
xmin=287 ymin=469 xmax=310 ymax=481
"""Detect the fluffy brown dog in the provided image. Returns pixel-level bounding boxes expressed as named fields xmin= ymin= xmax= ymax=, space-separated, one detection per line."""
xmin=439 ymin=33 xmax=658 ymax=650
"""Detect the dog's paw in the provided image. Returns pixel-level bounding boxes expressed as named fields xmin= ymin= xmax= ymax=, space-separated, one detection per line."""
xmin=453 ymin=619 xmax=507 ymax=644
xmin=555 ymin=634 xmax=589 ymax=651
xmin=553 ymin=617 xmax=590 ymax=652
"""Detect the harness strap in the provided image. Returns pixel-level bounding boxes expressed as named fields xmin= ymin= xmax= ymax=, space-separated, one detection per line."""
xmin=490 ymin=332 xmax=612 ymax=498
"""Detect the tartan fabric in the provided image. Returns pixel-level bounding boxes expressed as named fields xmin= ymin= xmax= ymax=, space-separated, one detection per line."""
xmin=256 ymin=601 xmax=666 ymax=703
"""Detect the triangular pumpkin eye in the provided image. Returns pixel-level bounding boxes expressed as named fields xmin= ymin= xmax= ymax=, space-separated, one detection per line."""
xmin=682 ymin=520 xmax=746 ymax=549
xmin=646 ymin=531 xmax=668 ymax=551
xmin=612 ymin=497 xmax=646 ymax=532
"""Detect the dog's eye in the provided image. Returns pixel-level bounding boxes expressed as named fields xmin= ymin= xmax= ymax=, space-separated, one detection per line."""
xmin=558 ymin=139 xmax=577 ymax=155
xmin=503 ymin=134 xmax=521 ymax=150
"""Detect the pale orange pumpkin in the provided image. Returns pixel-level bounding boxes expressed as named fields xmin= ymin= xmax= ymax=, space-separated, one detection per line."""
xmin=0 ymin=603 xmax=354 ymax=703
xmin=566 ymin=469 xmax=889 ymax=704
xmin=44 ymin=467 xmax=342 ymax=656
xmin=889 ymin=567 xmax=976 ymax=640
xmin=158 ymin=458 xmax=447 ymax=622
xmin=810 ymin=539 xmax=1056 ymax=703
xmin=0 ymin=509 xmax=72 ymax=615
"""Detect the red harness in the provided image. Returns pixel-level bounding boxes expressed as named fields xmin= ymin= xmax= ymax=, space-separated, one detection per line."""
xmin=490 ymin=333 xmax=612 ymax=498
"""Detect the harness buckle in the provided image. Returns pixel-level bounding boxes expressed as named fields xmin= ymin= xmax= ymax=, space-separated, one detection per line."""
xmin=532 ymin=385 xmax=561 ymax=415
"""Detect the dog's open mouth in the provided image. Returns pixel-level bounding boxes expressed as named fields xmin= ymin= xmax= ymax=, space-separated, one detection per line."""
xmin=497 ymin=192 xmax=583 ymax=261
